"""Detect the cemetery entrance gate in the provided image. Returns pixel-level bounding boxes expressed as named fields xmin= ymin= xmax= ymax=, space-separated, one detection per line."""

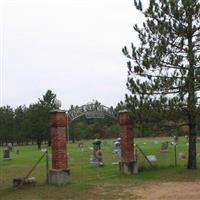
xmin=66 ymin=102 xmax=120 ymax=182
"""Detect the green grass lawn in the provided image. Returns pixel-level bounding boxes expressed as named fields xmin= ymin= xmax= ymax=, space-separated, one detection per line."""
xmin=1 ymin=137 xmax=200 ymax=200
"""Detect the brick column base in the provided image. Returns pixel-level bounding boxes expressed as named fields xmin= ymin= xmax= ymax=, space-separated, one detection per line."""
xmin=119 ymin=161 xmax=138 ymax=175
xmin=48 ymin=169 xmax=70 ymax=184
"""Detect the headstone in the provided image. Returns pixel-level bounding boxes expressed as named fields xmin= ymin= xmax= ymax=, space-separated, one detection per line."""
xmin=41 ymin=148 xmax=47 ymax=153
xmin=78 ymin=142 xmax=84 ymax=152
xmin=147 ymin=155 xmax=157 ymax=162
xmin=178 ymin=152 xmax=186 ymax=160
xmin=171 ymin=141 xmax=176 ymax=145
xmin=91 ymin=139 xmax=103 ymax=166
xmin=7 ymin=143 xmax=13 ymax=151
xmin=160 ymin=142 xmax=169 ymax=152
xmin=3 ymin=148 xmax=10 ymax=160
xmin=113 ymin=140 xmax=121 ymax=161
xmin=173 ymin=135 xmax=179 ymax=143
xmin=16 ymin=149 xmax=19 ymax=154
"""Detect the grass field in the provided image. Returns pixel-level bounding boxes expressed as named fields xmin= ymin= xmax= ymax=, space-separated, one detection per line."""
xmin=1 ymin=137 xmax=200 ymax=200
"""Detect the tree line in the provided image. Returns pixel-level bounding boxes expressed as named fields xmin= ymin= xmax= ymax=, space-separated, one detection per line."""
xmin=0 ymin=90 xmax=56 ymax=149
xmin=0 ymin=90 xmax=121 ymax=149
xmin=0 ymin=88 xmax=192 ymax=150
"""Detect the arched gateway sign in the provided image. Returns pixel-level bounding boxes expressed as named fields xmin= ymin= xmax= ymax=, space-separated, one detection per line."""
xmin=48 ymin=99 xmax=136 ymax=185
xmin=67 ymin=101 xmax=117 ymax=121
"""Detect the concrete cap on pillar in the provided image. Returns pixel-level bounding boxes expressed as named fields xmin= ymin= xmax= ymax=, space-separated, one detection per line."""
xmin=49 ymin=99 xmax=67 ymax=127
xmin=54 ymin=98 xmax=62 ymax=109
xmin=50 ymin=98 xmax=66 ymax=113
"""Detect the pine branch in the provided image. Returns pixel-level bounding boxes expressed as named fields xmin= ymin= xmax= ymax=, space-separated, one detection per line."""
xmin=150 ymin=15 xmax=188 ymax=38
xmin=160 ymin=61 xmax=187 ymax=70
xmin=142 ymin=90 xmax=180 ymax=95
xmin=138 ymin=73 xmax=184 ymax=79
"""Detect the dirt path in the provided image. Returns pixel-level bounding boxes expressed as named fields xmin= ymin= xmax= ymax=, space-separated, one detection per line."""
xmin=131 ymin=181 xmax=200 ymax=200
xmin=91 ymin=181 xmax=200 ymax=200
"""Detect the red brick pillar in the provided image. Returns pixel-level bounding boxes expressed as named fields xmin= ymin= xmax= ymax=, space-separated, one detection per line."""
xmin=119 ymin=110 xmax=137 ymax=174
xmin=49 ymin=110 xmax=70 ymax=184
xmin=50 ymin=111 xmax=68 ymax=169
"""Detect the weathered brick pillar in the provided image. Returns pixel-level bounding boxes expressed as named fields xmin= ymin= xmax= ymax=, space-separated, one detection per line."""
xmin=50 ymin=111 xmax=68 ymax=169
xmin=119 ymin=110 xmax=137 ymax=174
xmin=49 ymin=110 xmax=70 ymax=184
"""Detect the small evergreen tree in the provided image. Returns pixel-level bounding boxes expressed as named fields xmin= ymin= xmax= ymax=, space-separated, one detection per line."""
xmin=39 ymin=89 xmax=56 ymax=109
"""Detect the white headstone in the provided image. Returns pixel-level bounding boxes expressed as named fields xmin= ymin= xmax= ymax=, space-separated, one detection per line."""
xmin=147 ymin=155 xmax=157 ymax=162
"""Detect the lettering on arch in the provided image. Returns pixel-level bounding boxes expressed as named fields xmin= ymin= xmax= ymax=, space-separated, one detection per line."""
xmin=67 ymin=102 xmax=117 ymax=121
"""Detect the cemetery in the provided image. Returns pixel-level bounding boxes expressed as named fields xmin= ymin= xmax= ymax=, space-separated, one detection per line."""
xmin=0 ymin=99 xmax=200 ymax=200
xmin=2 ymin=136 xmax=200 ymax=199
xmin=1 ymin=99 xmax=200 ymax=199
xmin=2 ymin=0 xmax=200 ymax=199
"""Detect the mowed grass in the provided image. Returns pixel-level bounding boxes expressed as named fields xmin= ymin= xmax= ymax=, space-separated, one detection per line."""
xmin=1 ymin=137 xmax=200 ymax=200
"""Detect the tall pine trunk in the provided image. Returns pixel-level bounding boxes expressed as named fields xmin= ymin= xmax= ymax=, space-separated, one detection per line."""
xmin=188 ymin=127 xmax=196 ymax=169
xmin=187 ymin=11 xmax=197 ymax=169
xmin=187 ymin=77 xmax=196 ymax=169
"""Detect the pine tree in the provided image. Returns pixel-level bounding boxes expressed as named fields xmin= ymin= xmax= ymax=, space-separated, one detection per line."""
xmin=123 ymin=0 xmax=200 ymax=169
xmin=39 ymin=89 xmax=56 ymax=146
xmin=39 ymin=89 xmax=56 ymax=109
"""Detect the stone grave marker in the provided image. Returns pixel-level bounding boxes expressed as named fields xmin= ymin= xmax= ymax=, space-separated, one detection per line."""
xmin=171 ymin=141 xmax=176 ymax=145
xmin=113 ymin=141 xmax=121 ymax=161
xmin=173 ymin=135 xmax=179 ymax=143
xmin=90 ymin=139 xmax=103 ymax=166
xmin=78 ymin=142 xmax=84 ymax=152
xmin=16 ymin=149 xmax=19 ymax=154
xmin=7 ymin=143 xmax=13 ymax=151
xmin=178 ymin=152 xmax=186 ymax=160
xmin=146 ymin=155 xmax=157 ymax=162
xmin=160 ymin=142 xmax=169 ymax=153
xmin=3 ymin=148 xmax=10 ymax=160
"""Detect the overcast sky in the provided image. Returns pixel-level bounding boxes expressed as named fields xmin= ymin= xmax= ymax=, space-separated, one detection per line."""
xmin=1 ymin=0 xmax=146 ymax=110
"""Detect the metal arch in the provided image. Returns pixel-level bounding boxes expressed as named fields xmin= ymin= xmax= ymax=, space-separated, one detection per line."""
xmin=67 ymin=103 xmax=118 ymax=121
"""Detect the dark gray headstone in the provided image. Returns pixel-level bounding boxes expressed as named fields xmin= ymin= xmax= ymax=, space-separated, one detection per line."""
xmin=91 ymin=139 xmax=103 ymax=166
xmin=173 ymin=136 xmax=179 ymax=143
xmin=160 ymin=142 xmax=169 ymax=152
xmin=3 ymin=148 xmax=10 ymax=160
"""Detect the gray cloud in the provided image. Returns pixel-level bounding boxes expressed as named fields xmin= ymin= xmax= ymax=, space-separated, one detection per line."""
xmin=2 ymin=0 xmax=145 ymax=109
